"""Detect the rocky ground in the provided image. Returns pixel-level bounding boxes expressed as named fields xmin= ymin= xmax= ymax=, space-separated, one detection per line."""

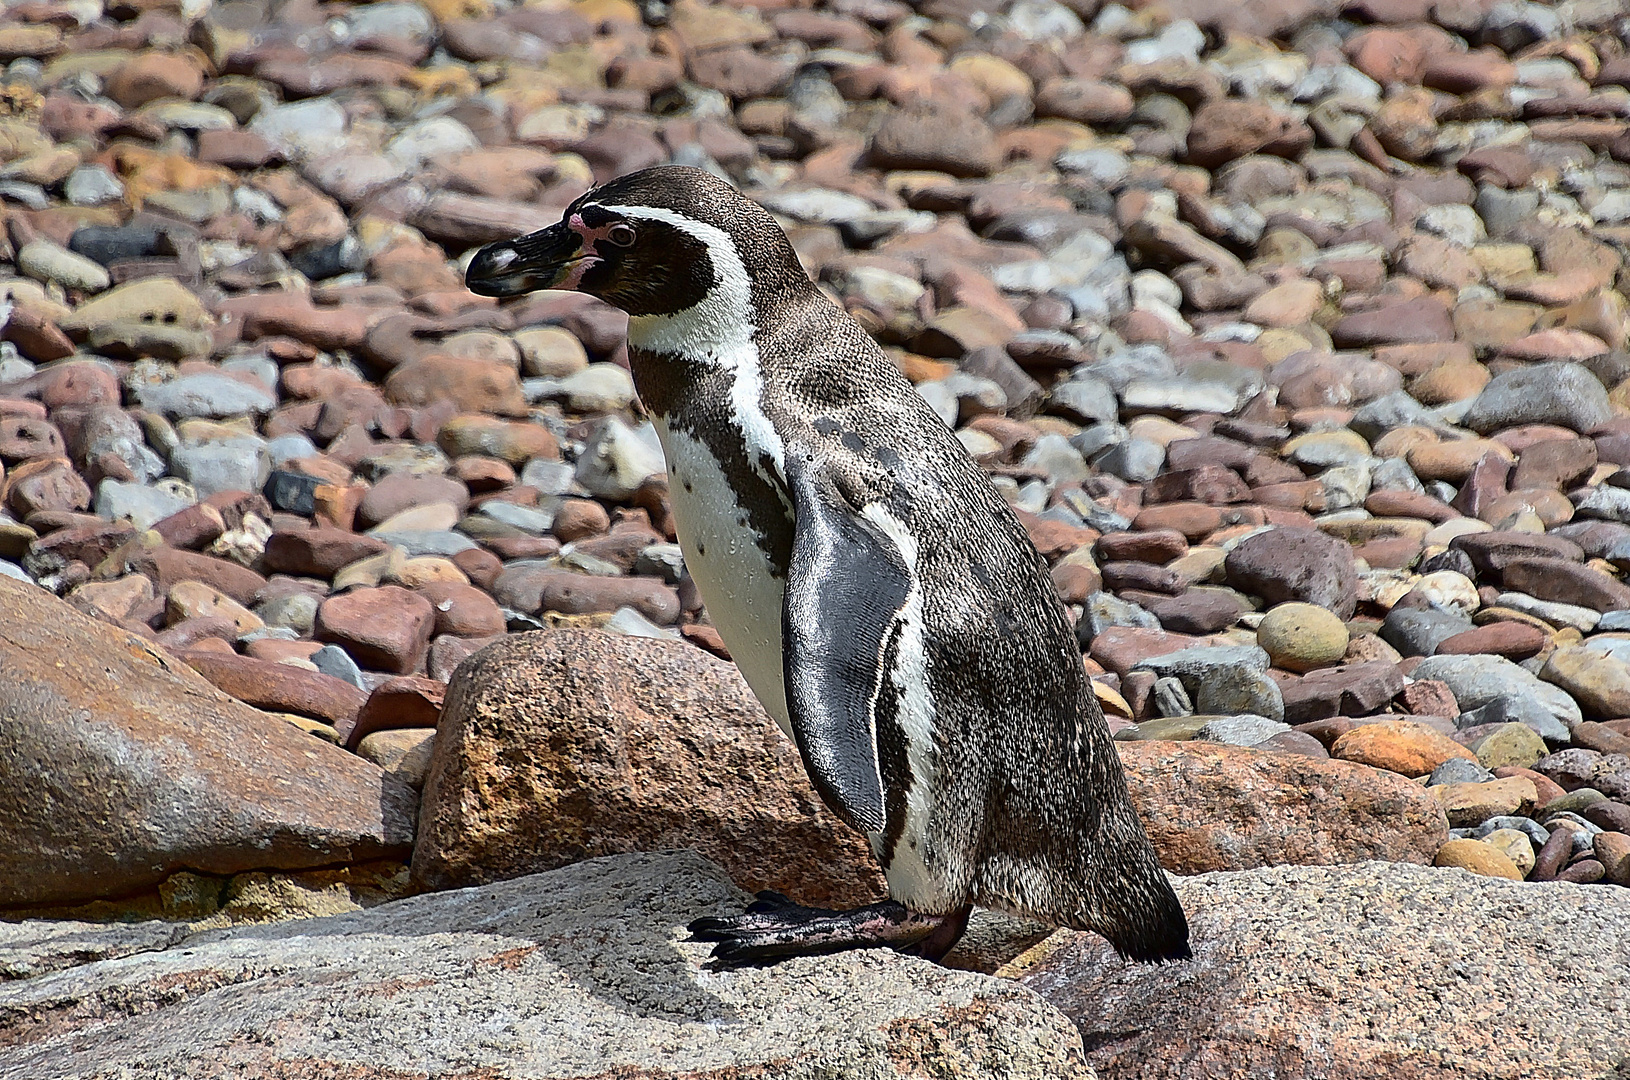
xmin=4 ymin=0 xmax=1630 ymax=1074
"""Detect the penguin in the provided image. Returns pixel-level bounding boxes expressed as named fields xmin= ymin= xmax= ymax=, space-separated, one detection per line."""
xmin=465 ymin=165 xmax=1190 ymax=967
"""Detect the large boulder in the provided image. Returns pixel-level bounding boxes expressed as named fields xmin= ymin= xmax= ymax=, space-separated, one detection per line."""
xmin=1013 ymin=861 xmax=1630 ymax=1080
xmin=1117 ymin=741 xmax=1449 ymax=873
xmin=0 ymin=575 xmax=415 ymax=908
xmin=413 ymin=630 xmax=885 ymax=906
xmin=0 ymin=851 xmax=1092 ymax=1080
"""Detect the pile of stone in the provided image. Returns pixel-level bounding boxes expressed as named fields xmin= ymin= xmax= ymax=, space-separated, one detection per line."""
xmin=4 ymin=0 xmax=1630 ymax=931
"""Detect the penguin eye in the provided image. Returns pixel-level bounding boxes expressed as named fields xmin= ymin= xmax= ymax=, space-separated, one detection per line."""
xmin=606 ymin=223 xmax=637 ymax=248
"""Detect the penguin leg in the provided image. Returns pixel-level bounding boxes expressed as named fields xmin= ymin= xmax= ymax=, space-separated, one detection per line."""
xmin=688 ymin=892 xmax=972 ymax=967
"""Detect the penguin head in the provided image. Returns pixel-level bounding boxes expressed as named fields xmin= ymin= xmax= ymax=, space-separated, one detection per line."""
xmin=465 ymin=165 xmax=811 ymax=321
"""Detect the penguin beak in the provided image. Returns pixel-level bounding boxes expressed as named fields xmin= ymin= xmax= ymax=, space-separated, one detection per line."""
xmin=465 ymin=222 xmax=592 ymax=298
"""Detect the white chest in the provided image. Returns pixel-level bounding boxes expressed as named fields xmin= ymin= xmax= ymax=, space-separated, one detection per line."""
xmin=654 ymin=420 xmax=792 ymax=739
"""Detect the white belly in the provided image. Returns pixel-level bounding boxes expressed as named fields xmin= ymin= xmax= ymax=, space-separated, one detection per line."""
xmin=654 ymin=421 xmax=792 ymax=737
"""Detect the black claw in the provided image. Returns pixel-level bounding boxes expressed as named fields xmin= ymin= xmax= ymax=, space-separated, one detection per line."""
xmin=686 ymin=916 xmax=734 ymax=940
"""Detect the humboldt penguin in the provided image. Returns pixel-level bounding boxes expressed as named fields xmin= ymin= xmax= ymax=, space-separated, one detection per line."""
xmin=465 ymin=164 xmax=1190 ymax=966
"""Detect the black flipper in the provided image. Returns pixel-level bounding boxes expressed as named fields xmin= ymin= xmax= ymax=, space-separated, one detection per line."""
xmin=779 ymin=452 xmax=911 ymax=835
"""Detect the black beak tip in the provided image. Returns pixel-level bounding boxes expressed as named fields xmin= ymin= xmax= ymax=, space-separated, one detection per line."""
xmin=464 ymin=242 xmax=514 ymax=295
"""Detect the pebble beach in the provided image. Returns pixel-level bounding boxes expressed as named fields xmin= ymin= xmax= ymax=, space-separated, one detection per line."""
xmin=3 ymin=0 xmax=1630 ymax=1075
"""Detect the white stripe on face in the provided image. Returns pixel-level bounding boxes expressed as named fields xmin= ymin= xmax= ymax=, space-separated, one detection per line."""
xmin=617 ymin=204 xmax=786 ymax=479
xmin=616 ymin=205 xmax=754 ymax=359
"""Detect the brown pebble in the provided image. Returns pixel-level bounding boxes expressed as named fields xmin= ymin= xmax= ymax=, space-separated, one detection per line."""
xmin=315 ymin=586 xmax=436 ymax=675
xmin=1531 ymin=826 xmax=1575 ymax=882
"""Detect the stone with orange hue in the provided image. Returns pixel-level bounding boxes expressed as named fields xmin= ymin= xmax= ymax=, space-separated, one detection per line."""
xmin=1330 ymin=719 xmax=1478 ymax=776
xmin=316 ymin=586 xmax=436 ymax=674
xmin=384 ymin=355 xmax=529 ymax=416
xmin=1115 ymin=740 xmax=1447 ymax=875
xmin=0 ymin=576 xmax=411 ymax=907
xmin=181 ymin=651 xmax=370 ymax=727
xmin=343 ymin=674 xmax=447 ymax=749
xmin=413 ymin=630 xmax=885 ymax=907
xmin=1432 ymin=837 xmax=1523 ymax=880
xmin=103 ymin=51 xmax=205 ymax=109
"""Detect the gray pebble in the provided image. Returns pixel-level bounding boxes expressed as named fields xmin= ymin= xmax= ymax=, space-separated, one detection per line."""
xmin=138 ymin=373 xmax=276 ymax=420
xmin=1197 ymin=714 xmax=1290 ymax=747
xmin=519 ymin=458 xmax=577 ymax=496
xmin=168 ymin=438 xmax=271 ymax=499
xmin=1153 ymin=676 xmax=1194 ymax=717
xmin=1455 ymin=692 xmax=1572 ymax=744
xmin=256 ymin=593 xmax=320 ymax=635
xmin=1378 ymin=607 xmax=1471 ymax=657
xmin=1048 ymin=374 xmax=1117 ymax=425
xmin=602 ymin=605 xmax=682 ymax=640
xmin=64 ymin=165 xmax=125 ymax=207
xmin=1077 ymin=591 xmax=1159 ymax=646
xmin=1094 ymin=436 xmax=1165 ymax=483
xmin=575 ymin=417 xmax=664 ymax=501
xmin=1462 ymin=363 xmax=1612 ymax=435
xmin=312 ymin=644 xmax=366 ymax=689
xmin=1411 ymin=653 xmax=1582 ymax=725
xmin=1472 ymin=815 xmax=1550 ymax=847
xmin=476 ymin=500 xmax=555 ymax=535
xmin=94 ymin=478 xmax=195 ymax=531
xmin=368 ymin=530 xmax=478 ymax=557
xmin=1428 ymin=757 xmax=1494 ymax=786
xmin=1022 ymin=434 xmax=1090 ymax=485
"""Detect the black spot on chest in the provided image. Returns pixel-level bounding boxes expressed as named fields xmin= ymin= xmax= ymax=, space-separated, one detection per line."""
xmin=629 ymin=346 xmax=794 ymax=577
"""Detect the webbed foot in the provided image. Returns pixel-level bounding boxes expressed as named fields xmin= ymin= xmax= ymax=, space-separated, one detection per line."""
xmin=688 ymin=891 xmax=972 ymax=967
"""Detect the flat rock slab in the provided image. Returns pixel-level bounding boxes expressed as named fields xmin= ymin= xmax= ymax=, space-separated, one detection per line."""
xmin=0 ymin=851 xmax=1093 ymax=1080
xmin=0 ymin=575 xmax=415 ymax=907
xmin=1012 ymin=862 xmax=1630 ymax=1080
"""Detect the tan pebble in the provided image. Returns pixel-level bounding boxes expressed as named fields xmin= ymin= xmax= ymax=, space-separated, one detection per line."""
xmin=1595 ymin=832 xmax=1630 ymax=886
xmin=1429 ymin=777 xmax=1537 ymax=827
xmin=1257 ymin=601 xmax=1349 ymax=673
xmin=947 ymin=54 xmax=1033 ymax=101
xmin=1471 ymin=243 xmax=1539 ymax=284
xmin=1414 ymin=570 xmax=1480 ymax=614
xmin=1255 ymin=328 xmax=1315 ymax=364
xmin=1434 ymin=838 xmax=1523 ymax=880
xmin=1482 ymin=493 xmax=1570 ymax=529
xmin=1167 ymin=546 xmax=1228 ymax=586
xmin=1407 ymin=438 xmax=1512 ymax=483
xmin=1125 ymin=415 xmax=1199 ymax=446
xmin=390 ymin=556 xmax=469 ymax=589
xmin=1422 ymin=517 xmax=1492 ymax=546
xmin=357 ymin=729 xmax=437 ymax=787
xmin=515 ymin=325 xmax=588 ymax=377
xmin=1373 ymin=426 xmax=1440 ymax=460
xmin=1470 ymin=723 xmax=1548 ymax=770
xmin=167 ymin=580 xmax=263 ymax=635
xmin=1092 ymin=681 xmax=1132 ymax=720
xmin=278 ymin=713 xmax=340 ymax=743
xmin=1244 ymin=279 xmax=1324 ymax=328
xmin=368 ymin=502 xmax=461 ymax=534
xmin=1483 ymin=828 xmax=1537 ymax=878
xmin=1344 ymin=632 xmax=1401 ymax=665
xmin=1409 ymin=360 xmax=1490 ymax=405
